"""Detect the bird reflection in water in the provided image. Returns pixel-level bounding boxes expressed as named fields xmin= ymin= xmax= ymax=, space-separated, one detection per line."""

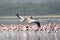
xmin=29 ymin=31 xmax=41 ymax=40
xmin=21 ymin=31 xmax=29 ymax=40
xmin=20 ymin=31 xmax=41 ymax=40
xmin=34 ymin=31 xmax=40 ymax=40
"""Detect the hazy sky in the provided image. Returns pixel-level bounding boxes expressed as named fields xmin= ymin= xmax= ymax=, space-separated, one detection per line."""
xmin=0 ymin=0 xmax=59 ymax=4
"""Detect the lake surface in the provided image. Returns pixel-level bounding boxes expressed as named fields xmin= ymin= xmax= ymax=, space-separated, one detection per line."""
xmin=0 ymin=0 xmax=60 ymax=40
xmin=0 ymin=18 xmax=60 ymax=40
xmin=0 ymin=30 xmax=60 ymax=40
xmin=0 ymin=18 xmax=60 ymax=24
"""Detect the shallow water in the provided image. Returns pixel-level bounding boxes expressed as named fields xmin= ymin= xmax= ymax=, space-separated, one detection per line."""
xmin=0 ymin=18 xmax=60 ymax=24
xmin=0 ymin=18 xmax=60 ymax=40
xmin=0 ymin=30 xmax=60 ymax=40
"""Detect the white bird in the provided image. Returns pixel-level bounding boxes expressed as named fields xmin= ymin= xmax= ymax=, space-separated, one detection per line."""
xmin=16 ymin=14 xmax=41 ymax=28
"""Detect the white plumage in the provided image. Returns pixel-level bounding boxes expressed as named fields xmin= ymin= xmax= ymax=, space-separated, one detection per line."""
xmin=16 ymin=14 xmax=41 ymax=28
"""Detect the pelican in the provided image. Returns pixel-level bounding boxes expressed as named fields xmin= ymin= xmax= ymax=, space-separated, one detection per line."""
xmin=16 ymin=14 xmax=41 ymax=28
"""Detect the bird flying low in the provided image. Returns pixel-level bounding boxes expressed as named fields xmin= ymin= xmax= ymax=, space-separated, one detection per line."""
xmin=16 ymin=14 xmax=41 ymax=28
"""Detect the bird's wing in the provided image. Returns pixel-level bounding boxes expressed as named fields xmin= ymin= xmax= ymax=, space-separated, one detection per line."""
xmin=16 ymin=14 xmax=21 ymax=19
xmin=16 ymin=14 xmax=24 ymax=19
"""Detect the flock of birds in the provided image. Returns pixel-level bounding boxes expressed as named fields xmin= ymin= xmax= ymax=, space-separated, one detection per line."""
xmin=0 ymin=23 xmax=60 ymax=33
xmin=0 ymin=14 xmax=60 ymax=33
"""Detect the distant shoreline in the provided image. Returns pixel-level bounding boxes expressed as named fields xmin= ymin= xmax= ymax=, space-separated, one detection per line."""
xmin=0 ymin=15 xmax=60 ymax=18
